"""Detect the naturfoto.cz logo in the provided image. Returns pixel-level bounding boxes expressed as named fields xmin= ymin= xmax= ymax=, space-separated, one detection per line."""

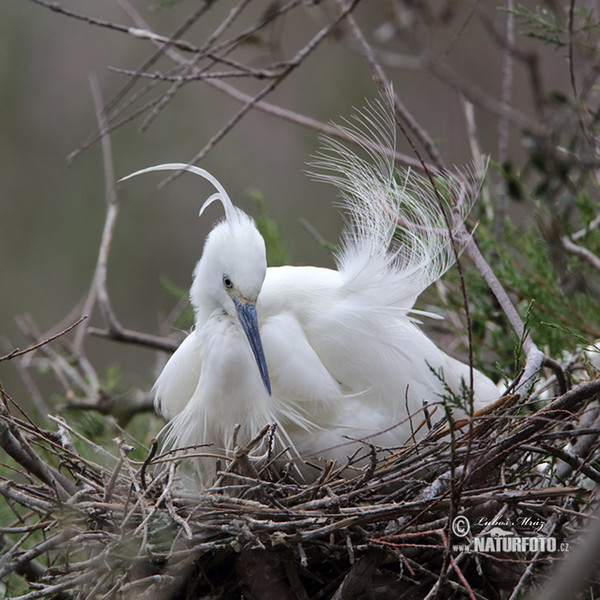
xmin=451 ymin=515 xmax=569 ymax=554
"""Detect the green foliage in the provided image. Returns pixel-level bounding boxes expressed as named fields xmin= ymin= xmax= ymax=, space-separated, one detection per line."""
xmin=429 ymin=363 xmax=475 ymax=417
xmin=506 ymin=4 xmax=600 ymax=48
xmin=435 ymin=154 xmax=600 ymax=383
xmin=468 ymin=209 xmax=597 ymax=378
xmin=506 ymin=4 xmax=568 ymax=47
xmin=247 ymin=188 xmax=291 ymax=267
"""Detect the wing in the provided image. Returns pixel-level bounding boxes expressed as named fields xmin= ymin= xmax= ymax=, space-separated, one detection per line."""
xmin=258 ymin=266 xmax=346 ymax=431
xmin=259 ymin=265 xmax=497 ymax=450
xmin=153 ymin=332 xmax=202 ymax=420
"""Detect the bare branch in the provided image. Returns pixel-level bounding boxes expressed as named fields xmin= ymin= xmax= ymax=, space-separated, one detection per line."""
xmin=562 ymin=235 xmax=600 ymax=271
xmin=0 ymin=316 xmax=88 ymax=363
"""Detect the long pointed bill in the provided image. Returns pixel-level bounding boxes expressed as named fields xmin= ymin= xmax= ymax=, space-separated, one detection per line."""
xmin=233 ymin=298 xmax=271 ymax=396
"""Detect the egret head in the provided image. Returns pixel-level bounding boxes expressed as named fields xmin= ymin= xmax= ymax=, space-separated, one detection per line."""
xmin=193 ymin=207 xmax=271 ymax=395
xmin=191 ymin=209 xmax=267 ymax=315
xmin=191 ymin=210 xmax=270 ymax=393
xmin=118 ymin=162 xmax=271 ymax=395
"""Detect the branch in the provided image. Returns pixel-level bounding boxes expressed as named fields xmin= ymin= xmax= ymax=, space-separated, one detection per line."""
xmin=562 ymin=235 xmax=600 ymax=271
xmin=0 ymin=316 xmax=88 ymax=363
xmin=82 ymin=73 xmax=179 ymax=355
xmin=0 ymin=397 xmax=76 ymax=500
xmin=28 ymin=0 xmax=206 ymax=53
xmin=87 ymin=326 xmax=178 ymax=353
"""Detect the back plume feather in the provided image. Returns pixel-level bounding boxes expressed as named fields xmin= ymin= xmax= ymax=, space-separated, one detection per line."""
xmin=310 ymin=89 xmax=485 ymax=311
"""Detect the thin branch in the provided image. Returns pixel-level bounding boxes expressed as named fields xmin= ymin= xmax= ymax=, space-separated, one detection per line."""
xmin=0 ymin=316 xmax=88 ymax=363
xmin=562 ymin=235 xmax=600 ymax=271
xmin=137 ymin=0 xmax=255 ymax=133
xmin=81 ymin=73 xmax=179 ymax=355
xmin=462 ymin=234 xmax=557 ymax=397
xmin=87 ymin=326 xmax=178 ymax=353
xmin=28 ymin=0 xmax=206 ymax=53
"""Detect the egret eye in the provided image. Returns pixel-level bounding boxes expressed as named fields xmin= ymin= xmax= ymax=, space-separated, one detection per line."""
xmin=222 ymin=275 xmax=233 ymax=289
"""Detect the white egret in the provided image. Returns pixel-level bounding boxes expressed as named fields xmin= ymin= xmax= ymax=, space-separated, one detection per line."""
xmin=121 ymin=96 xmax=498 ymax=485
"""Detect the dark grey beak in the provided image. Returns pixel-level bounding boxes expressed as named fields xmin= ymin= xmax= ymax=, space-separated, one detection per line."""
xmin=233 ymin=297 xmax=271 ymax=395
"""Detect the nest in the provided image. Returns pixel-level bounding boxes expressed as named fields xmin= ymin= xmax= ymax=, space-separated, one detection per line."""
xmin=1 ymin=359 xmax=600 ymax=600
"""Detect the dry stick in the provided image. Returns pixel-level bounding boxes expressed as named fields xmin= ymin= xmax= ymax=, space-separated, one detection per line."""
xmin=28 ymin=0 xmax=204 ymax=54
xmin=118 ymin=1 xmax=316 ymax=135
xmin=561 ymin=235 xmax=600 ymax=271
xmin=87 ymin=75 xmax=119 ymax=333
xmin=74 ymin=0 xmax=278 ymax=159
xmin=14 ymin=315 xmax=94 ymax=401
xmin=106 ymin=1 xmax=219 ymax=146
xmin=200 ymin=0 xmax=304 ymax=58
xmin=0 ymin=531 xmax=69 ymax=581
xmin=69 ymin=1 xmax=250 ymax=162
xmin=107 ymin=0 xmax=215 ymax=116
xmin=82 ymin=75 xmax=178 ymax=353
xmin=521 ymin=444 xmax=600 ymax=486
xmin=475 ymin=379 xmax=600 ymax=479
xmin=554 ymin=406 xmax=600 ymax=482
xmin=79 ymin=0 xmax=294 ymax=160
xmin=0 ymin=387 xmax=78 ymax=500
xmin=0 ymin=316 xmax=88 ymax=363
xmin=72 ymin=74 xmax=117 ymax=354
xmin=572 ymin=213 xmax=600 ymax=241
xmin=0 ymin=421 xmax=75 ymax=502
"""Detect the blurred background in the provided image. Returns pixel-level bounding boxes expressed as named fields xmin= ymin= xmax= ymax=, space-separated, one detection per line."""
xmin=1 ymin=0 xmax=594 ymax=418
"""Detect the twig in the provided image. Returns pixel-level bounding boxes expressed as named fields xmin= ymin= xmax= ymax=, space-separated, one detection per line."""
xmin=562 ymin=235 xmax=600 ymax=271
xmin=0 ymin=316 xmax=88 ymax=363
xmin=28 ymin=0 xmax=204 ymax=53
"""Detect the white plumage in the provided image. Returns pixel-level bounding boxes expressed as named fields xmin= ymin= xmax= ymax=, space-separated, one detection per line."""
xmin=122 ymin=95 xmax=498 ymax=486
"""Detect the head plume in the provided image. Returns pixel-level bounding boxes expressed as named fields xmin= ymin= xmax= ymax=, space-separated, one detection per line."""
xmin=119 ymin=162 xmax=241 ymax=222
